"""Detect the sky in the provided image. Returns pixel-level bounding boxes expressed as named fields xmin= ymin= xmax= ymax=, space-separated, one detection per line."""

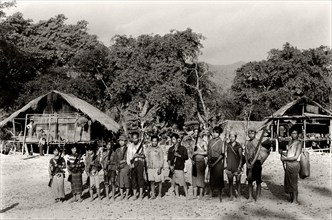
xmin=4 ymin=0 xmax=332 ymax=65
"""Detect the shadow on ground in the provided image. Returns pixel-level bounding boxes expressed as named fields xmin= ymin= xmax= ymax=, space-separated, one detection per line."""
xmin=307 ymin=185 xmax=332 ymax=198
xmin=0 ymin=203 xmax=19 ymax=213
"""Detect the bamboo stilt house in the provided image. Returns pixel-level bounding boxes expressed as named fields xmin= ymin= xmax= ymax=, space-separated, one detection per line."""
xmin=261 ymin=96 xmax=332 ymax=153
xmin=0 ymin=90 xmax=120 ymax=154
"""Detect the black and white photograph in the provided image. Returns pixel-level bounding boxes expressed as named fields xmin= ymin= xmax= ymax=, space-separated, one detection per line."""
xmin=0 ymin=0 xmax=331 ymax=219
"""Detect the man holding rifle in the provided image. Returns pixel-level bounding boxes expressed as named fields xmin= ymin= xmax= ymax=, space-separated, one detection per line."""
xmin=127 ymin=131 xmax=146 ymax=200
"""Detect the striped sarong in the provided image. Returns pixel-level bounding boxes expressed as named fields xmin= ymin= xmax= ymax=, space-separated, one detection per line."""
xmin=284 ymin=161 xmax=300 ymax=193
xmin=71 ymin=172 xmax=83 ymax=194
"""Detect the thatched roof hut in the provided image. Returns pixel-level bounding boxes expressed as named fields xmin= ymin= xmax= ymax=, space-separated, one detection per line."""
xmin=262 ymin=96 xmax=332 ymax=152
xmin=0 ymin=90 xmax=120 ymax=132
xmin=0 ymin=91 xmax=120 ymax=154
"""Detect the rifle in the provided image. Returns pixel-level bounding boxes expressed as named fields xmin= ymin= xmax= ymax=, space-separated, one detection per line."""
xmin=130 ymin=133 xmax=146 ymax=164
xmin=246 ymin=127 xmax=268 ymax=181
xmin=168 ymin=133 xmax=185 ymax=178
xmin=48 ymin=146 xmax=64 ymax=187
xmin=192 ymin=123 xmax=201 ymax=177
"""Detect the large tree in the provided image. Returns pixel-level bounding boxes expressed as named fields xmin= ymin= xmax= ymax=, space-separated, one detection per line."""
xmin=102 ymin=29 xmax=216 ymax=125
xmin=0 ymin=12 xmax=109 ymax=110
xmin=232 ymin=43 xmax=332 ymax=121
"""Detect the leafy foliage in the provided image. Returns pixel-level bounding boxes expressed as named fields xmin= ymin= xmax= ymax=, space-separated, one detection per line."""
xmin=103 ymin=29 xmax=216 ymax=125
xmin=232 ymin=43 xmax=332 ymax=120
xmin=0 ymin=13 xmax=108 ymax=110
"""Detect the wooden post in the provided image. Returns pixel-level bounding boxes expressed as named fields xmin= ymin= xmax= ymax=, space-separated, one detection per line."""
xmin=22 ymin=114 xmax=28 ymax=155
xmin=329 ymin=120 xmax=332 ymax=154
xmin=303 ymin=119 xmax=307 ymax=149
xmin=12 ymin=118 xmax=15 ymax=137
xmin=46 ymin=114 xmax=51 ymax=155
xmin=88 ymin=120 xmax=91 ymax=141
xmin=276 ymin=119 xmax=280 ymax=153
xmin=65 ymin=117 xmax=69 ymax=141
xmin=73 ymin=113 xmax=78 ymax=142
xmin=55 ymin=115 xmax=58 ymax=141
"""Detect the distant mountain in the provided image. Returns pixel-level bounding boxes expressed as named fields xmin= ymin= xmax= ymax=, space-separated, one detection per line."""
xmin=208 ymin=61 xmax=246 ymax=90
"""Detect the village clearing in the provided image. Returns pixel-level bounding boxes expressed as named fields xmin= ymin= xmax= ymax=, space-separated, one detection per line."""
xmin=0 ymin=152 xmax=331 ymax=220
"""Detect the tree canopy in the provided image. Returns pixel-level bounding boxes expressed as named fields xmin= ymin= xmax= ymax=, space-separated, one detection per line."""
xmin=0 ymin=11 xmax=217 ymax=126
xmin=231 ymin=42 xmax=332 ymax=121
xmin=1 ymin=8 xmax=331 ymax=126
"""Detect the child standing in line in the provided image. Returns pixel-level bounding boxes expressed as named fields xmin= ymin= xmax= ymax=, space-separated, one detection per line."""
xmin=101 ymin=141 xmax=118 ymax=201
xmin=85 ymin=147 xmax=102 ymax=201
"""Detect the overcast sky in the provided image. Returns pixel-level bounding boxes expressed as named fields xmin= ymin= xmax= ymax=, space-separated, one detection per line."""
xmin=5 ymin=0 xmax=332 ymax=65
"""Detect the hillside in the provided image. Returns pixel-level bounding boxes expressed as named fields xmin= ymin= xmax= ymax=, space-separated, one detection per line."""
xmin=208 ymin=61 xmax=245 ymax=90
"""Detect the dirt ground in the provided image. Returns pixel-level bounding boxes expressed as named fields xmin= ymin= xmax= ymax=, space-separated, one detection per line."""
xmin=0 ymin=152 xmax=331 ymax=219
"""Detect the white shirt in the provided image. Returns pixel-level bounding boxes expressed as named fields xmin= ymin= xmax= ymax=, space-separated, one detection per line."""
xmin=126 ymin=142 xmax=144 ymax=167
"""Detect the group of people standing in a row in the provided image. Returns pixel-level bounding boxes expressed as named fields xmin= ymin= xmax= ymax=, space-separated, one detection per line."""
xmin=48 ymin=125 xmax=303 ymax=205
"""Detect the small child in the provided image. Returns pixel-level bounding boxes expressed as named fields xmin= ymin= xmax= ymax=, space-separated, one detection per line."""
xmin=85 ymin=148 xmax=102 ymax=201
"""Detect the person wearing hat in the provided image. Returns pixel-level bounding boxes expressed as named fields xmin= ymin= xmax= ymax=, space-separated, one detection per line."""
xmin=225 ymin=130 xmax=243 ymax=201
xmin=245 ymin=127 xmax=263 ymax=202
xmin=101 ymin=139 xmax=118 ymax=201
xmin=116 ymin=135 xmax=130 ymax=200
xmin=207 ymin=126 xmax=225 ymax=202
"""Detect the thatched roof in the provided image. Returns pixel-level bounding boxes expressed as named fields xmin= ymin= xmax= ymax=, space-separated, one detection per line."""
xmin=259 ymin=96 xmax=332 ymax=130
xmin=268 ymin=96 xmax=332 ymax=118
xmin=222 ymin=120 xmax=265 ymax=145
xmin=0 ymin=90 xmax=120 ymax=132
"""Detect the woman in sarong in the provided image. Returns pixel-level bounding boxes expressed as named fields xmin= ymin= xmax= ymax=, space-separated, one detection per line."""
xmin=280 ymin=127 xmax=302 ymax=204
xmin=48 ymin=146 xmax=66 ymax=202
xmin=67 ymin=145 xmax=85 ymax=202
xmin=192 ymin=132 xmax=208 ymax=199
xmin=207 ymin=126 xmax=225 ymax=202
